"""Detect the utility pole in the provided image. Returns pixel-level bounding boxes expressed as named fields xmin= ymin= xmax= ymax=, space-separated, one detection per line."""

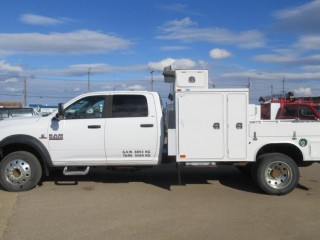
xmin=248 ymin=78 xmax=251 ymax=102
xmin=271 ymin=85 xmax=274 ymax=97
xmin=23 ymin=77 xmax=27 ymax=106
xmin=150 ymin=70 xmax=154 ymax=91
xmin=87 ymin=67 xmax=91 ymax=92
xmin=282 ymin=77 xmax=285 ymax=96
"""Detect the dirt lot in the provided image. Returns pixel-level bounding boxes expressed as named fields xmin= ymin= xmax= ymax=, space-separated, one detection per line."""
xmin=1 ymin=163 xmax=320 ymax=240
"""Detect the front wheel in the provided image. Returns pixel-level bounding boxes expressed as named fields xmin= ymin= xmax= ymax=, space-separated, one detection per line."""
xmin=253 ymin=153 xmax=299 ymax=195
xmin=0 ymin=151 xmax=42 ymax=192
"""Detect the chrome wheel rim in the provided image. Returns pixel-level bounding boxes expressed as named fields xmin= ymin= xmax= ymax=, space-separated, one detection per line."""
xmin=264 ymin=161 xmax=292 ymax=189
xmin=5 ymin=159 xmax=31 ymax=185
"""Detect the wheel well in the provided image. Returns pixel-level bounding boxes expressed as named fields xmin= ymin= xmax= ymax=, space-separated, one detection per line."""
xmin=256 ymin=143 xmax=306 ymax=167
xmin=1 ymin=143 xmax=48 ymax=175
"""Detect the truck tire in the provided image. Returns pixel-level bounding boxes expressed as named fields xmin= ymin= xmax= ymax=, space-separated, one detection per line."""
xmin=253 ymin=153 xmax=299 ymax=195
xmin=0 ymin=151 xmax=42 ymax=192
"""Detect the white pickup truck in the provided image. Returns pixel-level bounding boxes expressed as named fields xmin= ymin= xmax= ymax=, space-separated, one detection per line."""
xmin=0 ymin=67 xmax=319 ymax=195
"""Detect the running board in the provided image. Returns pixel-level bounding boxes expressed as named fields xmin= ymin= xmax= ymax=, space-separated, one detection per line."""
xmin=185 ymin=162 xmax=217 ymax=167
xmin=63 ymin=166 xmax=90 ymax=176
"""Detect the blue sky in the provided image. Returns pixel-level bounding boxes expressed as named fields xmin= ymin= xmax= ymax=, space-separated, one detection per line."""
xmin=0 ymin=0 xmax=319 ymax=105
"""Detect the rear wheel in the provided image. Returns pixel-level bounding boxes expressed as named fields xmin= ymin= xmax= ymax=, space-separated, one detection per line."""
xmin=253 ymin=153 xmax=299 ymax=195
xmin=0 ymin=151 xmax=42 ymax=192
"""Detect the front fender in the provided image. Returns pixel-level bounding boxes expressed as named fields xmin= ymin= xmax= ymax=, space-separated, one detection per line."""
xmin=0 ymin=134 xmax=52 ymax=176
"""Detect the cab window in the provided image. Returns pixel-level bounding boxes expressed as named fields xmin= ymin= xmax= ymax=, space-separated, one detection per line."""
xmin=64 ymin=96 xmax=106 ymax=119
xmin=298 ymin=106 xmax=316 ymax=120
xmin=112 ymin=95 xmax=148 ymax=118
xmin=278 ymin=105 xmax=296 ymax=119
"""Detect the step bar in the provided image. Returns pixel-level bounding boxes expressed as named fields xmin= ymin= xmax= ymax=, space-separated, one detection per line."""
xmin=63 ymin=166 xmax=90 ymax=176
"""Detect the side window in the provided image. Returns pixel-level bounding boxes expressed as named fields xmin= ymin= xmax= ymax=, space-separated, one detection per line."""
xmin=0 ymin=110 xmax=9 ymax=120
xmin=314 ymin=106 xmax=320 ymax=116
xmin=64 ymin=96 xmax=106 ymax=119
xmin=298 ymin=106 xmax=315 ymax=119
xmin=10 ymin=109 xmax=33 ymax=117
xmin=112 ymin=95 xmax=148 ymax=118
xmin=282 ymin=105 xmax=296 ymax=118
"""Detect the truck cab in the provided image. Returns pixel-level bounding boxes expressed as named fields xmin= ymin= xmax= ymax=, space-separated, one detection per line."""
xmin=0 ymin=91 xmax=164 ymax=192
xmin=50 ymin=92 xmax=164 ymax=166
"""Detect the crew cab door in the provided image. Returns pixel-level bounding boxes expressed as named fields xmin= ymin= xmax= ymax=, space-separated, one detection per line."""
xmin=105 ymin=94 xmax=159 ymax=164
xmin=49 ymin=95 xmax=107 ymax=163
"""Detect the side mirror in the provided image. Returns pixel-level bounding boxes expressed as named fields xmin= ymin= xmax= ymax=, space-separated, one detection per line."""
xmin=55 ymin=103 xmax=64 ymax=120
xmin=168 ymin=93 xmax=174 ymax=101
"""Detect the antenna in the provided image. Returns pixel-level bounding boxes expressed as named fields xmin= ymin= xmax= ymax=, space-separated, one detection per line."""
xmin=282 ymin=77 xmax=285 ymax=96
xmin=87 ymin=67 xmax=91 ymax=92
xmin=150 ymin=70 xmax=154 ymax=91
xmin=23 ymin=76 xmax=27 ymax=106
xmin=247 ymin=77 xmax=251 ymax=89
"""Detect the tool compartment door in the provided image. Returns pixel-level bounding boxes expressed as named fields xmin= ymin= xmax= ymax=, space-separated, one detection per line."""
xmin=177 ymin=93 xmax=224 ymax=160
xmin=227 ymin=93 xmax=247 ymax=159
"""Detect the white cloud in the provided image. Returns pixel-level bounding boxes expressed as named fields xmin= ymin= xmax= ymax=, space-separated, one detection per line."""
xmin=221 ymin=70 xmax=320 ymax=81
xmin=294 ymin=87 xmax=312 ymax=96
xmin=160 ymin=45 xmax=191 ymax=51
xmin=157 ymin=18 xmax=265 ymax=48
xmin=302 ymin=65 xmax=320 ymax=72
xmin=0 ymin=78 xmax=18 ymax=84
xmin=73 ymin=87 xmax=81 ymax=92
xmin=160 ymin=17 xmax=197 ymax=32
xmin=273 ymin=0 xmax=320 ymax=20
xmin=272 ymin=0 xmax=320 ymax=33
xmin=5 ymin=87 xmax=21 ymax=92
xmin=0 ymin=60 xmax=23 ymax=72
xmin=158 ymin=4 xmax=203 ymax=16
xmin=210 ymin=48 xmax=231 ymax=59
xmin=252 ymin=33 xmax=320 ymax=69
xmin=148 ymin=58 xmax=197 ymax=71
xmin=198 ymin=60 xmax=208 ymax=69
xmin=254 ymin=53 xmax=320 ymax=67
xmin=294 ymin=35 xmax=320 ymax=51
xmin=254 ymin=54 xmax=297 ymax=63
xmin=0 ymin=30 xmax=133 ymax=55
xmin=127 ymin=84 xmax=145 ymax=91
xmin=20 ymin=14 xmax=66 ymax=26
xmin=33 ymin=63 xmax=147 ymax=77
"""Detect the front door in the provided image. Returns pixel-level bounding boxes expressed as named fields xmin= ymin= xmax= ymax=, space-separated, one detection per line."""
xmin=49 ymin=95 xmax=107 ymax=164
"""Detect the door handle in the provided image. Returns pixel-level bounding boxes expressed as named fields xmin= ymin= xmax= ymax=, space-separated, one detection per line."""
xmin=88 ymin=125 xmax=101 ymax=129
xmin=236 ymin=123 xmax=243 ymax=129
xmin=213 ymin=123 xmax=220 ymax=129
xmin=140 ymin=124 xmax=154 ymax=128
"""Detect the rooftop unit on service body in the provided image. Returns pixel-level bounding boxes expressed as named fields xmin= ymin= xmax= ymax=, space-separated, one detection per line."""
xmin=163 ymin=66 xmax=209 ymax=92
xmin=163 ymin=67 xmax=250 ymax=162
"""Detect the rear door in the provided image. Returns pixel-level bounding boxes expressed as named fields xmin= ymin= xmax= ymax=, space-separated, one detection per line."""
xmin=105 ymin=94 xmax=159 ymax=164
